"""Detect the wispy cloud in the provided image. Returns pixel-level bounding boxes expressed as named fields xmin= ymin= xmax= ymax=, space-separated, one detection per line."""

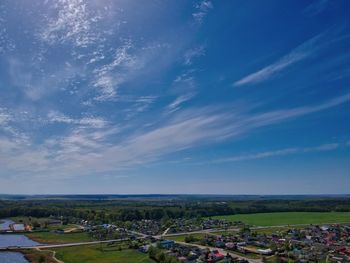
xmin=166 ymin=93 xmax=196 ymax=113
xmin=56 ymin=93 xmax=350 ymax=173
xmin=92 ymin=40 xmax=136 ymax=101
xmin=233 ymin=33 xmax=324 ymax=87
xmin=47 ymin=111 xmax=108 ymax=129
xmin=0 ymin=4 xmax=15 ymax=54
xmin=192 ymin=0 xmax=213 ymax=25
xmin=213 ymin=143 xmax=341 ymax=163
xmin=0 ymin=107 xmax=11 ymax=125
xmin=1 ymin=92 xmax=350 ymax=178
xmin=40 ymin=0 xmax=103 ymax=47
xmin=303 ymin=0 xmax=329 ymax=16
xmin=8 ymin=57 xmax=81 ymax=101
xmin=183 ymin=45 xmax=205 ymax=65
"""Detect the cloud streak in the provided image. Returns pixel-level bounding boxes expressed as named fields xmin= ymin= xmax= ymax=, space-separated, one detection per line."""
xmin=233 ymin=33 xmax=324 ymax=87
xmin=1 ymin=92 xmax=349 ymax=178
xmin=303 ymin=0 xmax=329 ymax=16
xmin=213 ymin=143 xmax=341 ymax=163
xmin=166 ymin=93 xmax=196 ymax=113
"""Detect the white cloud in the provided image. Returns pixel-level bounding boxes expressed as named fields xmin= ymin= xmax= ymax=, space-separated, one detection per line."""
xmin=62 ymin=93 xmax=350 ymax=172
xmin=8 ymin=57 xmax=81 ymax=101
xmin=213 ymin=143 xmax=341 ymax=163
xmin=90 ymin=40 xmax=171 ymax=102
xmin=40 ymin=0 xmax=103 ymax=47
xmin=233 ymin=33 xmax=324 ymax=87
xmin=91 ymin=41 xmax=135 ymax=101
xmin=1 ymin=93 xmax=350 ymax=178
xmin=183 ymin=45 xmax=205 ymax=65
xmin=0 ymin=4 xmax=16 ymax=54
xmin=192 ymin=0 xmax=213 ymax=25
xmin=167 ymin=93 xmax=195 ymax=113
xmin=47 ymin=111 xmax=108 ymax=128
xmin=0 ymin=107 xmax=11 ymax=125
xmin=303 ymin=0 xmax=329 ymax=16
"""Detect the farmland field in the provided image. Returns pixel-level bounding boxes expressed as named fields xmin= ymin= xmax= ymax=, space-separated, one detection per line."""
xmin=211 ymin=212 xmax=350 ymax=226
xmin=53 ymin=246 xmax=155 ymax=263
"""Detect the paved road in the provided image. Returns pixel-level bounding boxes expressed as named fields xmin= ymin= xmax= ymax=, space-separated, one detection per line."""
xmin=161 ymin=227 xmax=170 ymax=236
xmin=160 ymin=227 xmax=239 ymax=238
xmin=2 ymin=238 xmax=129 ymax=250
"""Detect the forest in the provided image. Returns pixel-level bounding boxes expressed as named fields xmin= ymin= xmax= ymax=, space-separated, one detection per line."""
xmin=1 ymin=196 xmax=350 ymax=223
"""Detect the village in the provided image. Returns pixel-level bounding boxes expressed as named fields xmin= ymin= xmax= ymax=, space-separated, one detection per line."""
xmin=2 ymin=215 xmax=350 ymax=263
xmin=136 ymin=222 xmax=350 ymax=263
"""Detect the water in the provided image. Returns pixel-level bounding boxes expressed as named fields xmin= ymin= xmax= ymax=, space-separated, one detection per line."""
xmin=0 ymin=235 xmax=40 ymax=248
xmin=0 ymin=219 xmax=39 ymax=262
xmin=0 ymin=252 xmax=29 ymax=263
xmin=0 ymin=219 xmax=40 ymax=248
xmin=0 ymin=219 xmax=14 ymax=231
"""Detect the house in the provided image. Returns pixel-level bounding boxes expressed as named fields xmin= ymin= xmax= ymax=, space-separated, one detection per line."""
xmin=160 ymin=240 xmax=175 ymax=249
xmin=215 ymin=240 xmax=225 ymax=248
xmin=207 ymin=250 xmax=225 ymax=262
xmin=12 ymin=224 xmax=25 ymax=231
xmin=257 ymin=248 xmax=273 ymax=255
xmin=139 ymin=245 xmax=150 ymax=253
xmin=55 ymin=229 xmax=65 ymax=234
xmin=225 ymin=242 xmax=236 ymax=249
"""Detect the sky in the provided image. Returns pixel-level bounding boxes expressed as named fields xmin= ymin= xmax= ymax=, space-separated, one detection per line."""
xmin=0 ymin=0 xmax=350 ymax=195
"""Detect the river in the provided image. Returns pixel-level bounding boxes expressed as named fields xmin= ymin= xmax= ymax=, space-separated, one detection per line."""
xmin=0 ymin=252 xmax=29 ymax=263
xmin=0 ymin=219 xmax=41 ymax=263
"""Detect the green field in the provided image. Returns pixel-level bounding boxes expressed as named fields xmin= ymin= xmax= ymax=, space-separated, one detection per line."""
xmin=166 ymin=233 xmax=207 ymax=242
xmin=53 ymin=246 xmax=155 ymax=263
xmin=26 ymin=232 xmax=94 ymax=244
xmin=212 ymin=212 xmax=350 ymax=226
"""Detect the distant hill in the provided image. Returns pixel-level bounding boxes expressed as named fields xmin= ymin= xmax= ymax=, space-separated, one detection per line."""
xmin=1 ymin=194 xmax=349 ymax=201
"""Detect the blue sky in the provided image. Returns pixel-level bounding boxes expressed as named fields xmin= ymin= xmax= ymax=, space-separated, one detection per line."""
xmin=0 ymin=0 xmax=350 ymax=194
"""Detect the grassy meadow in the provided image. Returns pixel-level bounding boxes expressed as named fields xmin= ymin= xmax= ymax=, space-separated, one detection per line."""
xmin=26 ymin=232 xmax=93 ymax=244
xmin=165 ymin=233 xmax=208 ymax=242
xmin=53 ymin=245 xmax=155 ymax=263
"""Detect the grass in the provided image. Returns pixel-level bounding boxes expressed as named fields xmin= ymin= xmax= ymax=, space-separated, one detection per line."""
xmin=210 ymin=230 xmax=238 ymax=235
xmin=211 ymin=212 xmax=350 ymax=226
xmin=165 ymin=233 xmax=208 ymax=242
xmin=253 ymin=225 xmax=307 ymax=235
xmin=18 ymin=248 xmax=56 ymax=263
xmin=26 ymin=232 xmax=94 ymax=244
xmin=53 ymin=245 xmax=155 ymax=263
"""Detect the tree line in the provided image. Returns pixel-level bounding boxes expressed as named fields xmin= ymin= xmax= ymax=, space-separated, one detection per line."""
xmin=1 ymin=198 xmax=350 ymax=223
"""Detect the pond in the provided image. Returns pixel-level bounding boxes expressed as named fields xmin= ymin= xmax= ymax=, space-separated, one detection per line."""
xmin=0 ymin=252 xmax=29 ymax=263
